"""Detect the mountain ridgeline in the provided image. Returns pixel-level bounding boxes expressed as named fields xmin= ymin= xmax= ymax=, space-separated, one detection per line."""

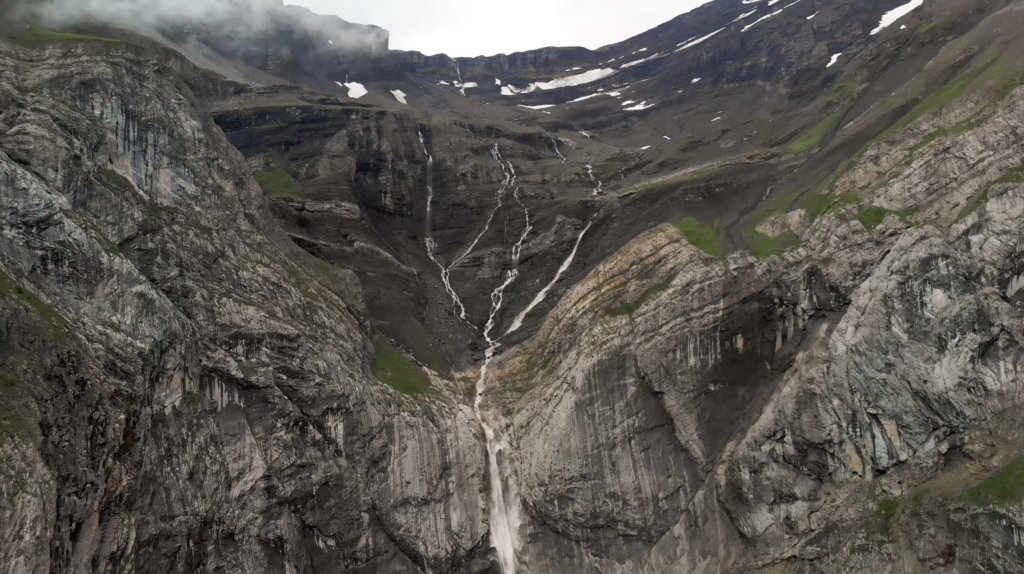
xmin=2 ymin=0 xmax=1024 ymax=572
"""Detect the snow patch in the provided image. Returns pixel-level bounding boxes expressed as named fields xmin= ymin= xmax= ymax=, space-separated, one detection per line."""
xmin=743 ymin=0 xmax=800 ymax=31
xmin=871 ymin=0 xmax=923 ymax=35
xmin=438 ymin=80 xmax=450 ymax=86
xmin=692 ymin=77 xmax=702 ymax=83
xmin=743 ymin=9 xmax=783 ymax=31
xmin=336 ymin=81 xmax=367 ymax=99
xmin=495 ymin=78 xmax=502 ymax=85
xmin=663 ymin=135 xmax=672 ymax=140
xmin=807 ymin=11 xmax=819 ymax=19
xmin=328 ymin=40 xmax=333 ymax=45
xmin=624 ymin=101 xmax=655 ymax=111
xmin=827 ymin=53 xmax=843 ymax=68
xmin=621 ymin=52 xmax=665 ymax=69
xmin=733 ymin=9 xmax=759 ymax=22
xmin=712 ymin=117 xmax=722 ymax=122
xmin=676 ymin=28 xmax=725 ymax=52
xmin=640 ymin=146 xmax=651 ymax=150
xmin=391 ymin=90 xmax=408 ymax=104
xmin=518 ymin=104 xmax=556 ymax=110
xmin=501 ymin=68 xmax=617 ymax=96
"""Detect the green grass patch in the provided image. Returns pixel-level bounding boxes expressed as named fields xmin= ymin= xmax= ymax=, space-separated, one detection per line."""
xmin=802 ymin=192 xmax=862 ymax=220
xmin=917 ymin=22 xmax=941 ymax=34
xmin=255 ymin=169 xmax=302 ymax=198
xmin=825 ymin=81 xmax=859 ymax=106
xmin=855 ymin=205 xmax=919 ymax=230
xmin=0 ymin=271 xmax=66 ymax=333
xmin=906 ymin=118 xmax=977 ymax=159
xmin=6 ymin=26 xmax=119 ymax=46
xmin=863 ymin=499 xmax=901 ymax=545
xmin=371 ymin=341 xmax=431 ymax=395
xmin=747 ymin=229 xmax=799 ymax=258
xmin=0 ymin=370 xmax=27 ymax=439
xmin=607 ymin=281 xmax=671 ymax=317
xmin=674 ymin=217 xmax=724 ymax=257
xmin=964 ymin=457 xmax=1024 ymax=507
xmin=789 ymin=113 xmax=841 ymax=155
xmin=474 ymin=155 xmax=488 ymax=167
xmin=955 ymin=162 xmax=1024 ymax=222
xmin=881 ymin=48 xmax=1000 ymax=142
xmin=856 ymin=206 xmax=891 ymax=230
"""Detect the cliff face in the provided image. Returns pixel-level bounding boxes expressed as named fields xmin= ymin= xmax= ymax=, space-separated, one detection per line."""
xmin=4 ymin=0 xmax=1024 ymax=572
xmin=0 ymin=36 xmax=488 ymax=574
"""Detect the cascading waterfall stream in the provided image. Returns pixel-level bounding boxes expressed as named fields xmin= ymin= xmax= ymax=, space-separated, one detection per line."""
xmin=419 ymin=128 xmax=469 ymax=319
xmin=419 ymin=135 xmax=582 ymax=574
xmin=506 ymin=220 xmax=593 ymax=336
xmin=584 ymin=164 xmax=603 ymax=195
xmin=551 ymin=138 xmax=568 ymax=164
xmin=473 ymin=144 xmax=532 ymax=574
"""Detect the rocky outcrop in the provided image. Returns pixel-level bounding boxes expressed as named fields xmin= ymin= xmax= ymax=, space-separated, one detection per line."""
xmin=0 ymin=35 xmax=488 ymax=573
xmin=478 ymin=60 xmax=1024 ymax=574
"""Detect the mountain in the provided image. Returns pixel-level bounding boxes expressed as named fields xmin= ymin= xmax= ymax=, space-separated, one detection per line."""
xmin=2 ymin=0 xmax=1024 ymax=572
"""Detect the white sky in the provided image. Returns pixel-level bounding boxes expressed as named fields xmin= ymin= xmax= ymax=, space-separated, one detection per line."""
xmin=284 ymin=0 xmax=713 ymax=57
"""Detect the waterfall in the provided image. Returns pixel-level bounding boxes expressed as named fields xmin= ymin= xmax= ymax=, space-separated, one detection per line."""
xmin=506 ymin=220 xmax=593 ymax=335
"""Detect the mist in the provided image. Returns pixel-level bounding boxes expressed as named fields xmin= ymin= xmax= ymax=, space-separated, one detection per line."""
xmin=15 ymin=0 xmax=389 ymax=52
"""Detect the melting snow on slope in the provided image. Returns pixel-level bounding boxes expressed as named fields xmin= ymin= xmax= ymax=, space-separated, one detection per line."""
xmin=871 ymin=0 xmax=923 ymax=34
xmin=742 ymin=0 xmax=800 ymax=32
xmin=664 ymin=135 xmax=672 ymax=140
xmin=733 ymin=9 xmax=759 ymax=22
xmin=676 ymin=28 xmax=725 ymax=52
xmin=336 ymin=81 xmax=367 ymax=99
xmin=692 ymin=77 xmax=702 ymax=83
xmin=743 ymin=8 xmax=783 ymax=31
xmin=624 ymin=102 xmax=655 ymax=111
xmin=501 ymin=68 xmax=617 ymax=96
xmin=640 ymin=146 xmax=651 ymax=150
xmin=391 ymin=90 xmax=408 ymax=104
xmin=827 ymin=53 xmax=843 ymax=68
xmin=742 ymin=0 xmax=763 ymax=4
xmin=621 ymin=52 xmax=665 ymax=69
xmin=495 ymin=78 xmax=502 ymax=85
xmin=535 ymin=69 xmax=617 ymax=90
xmin=438 ymin=80 xmax=450 ymax=85
xmin=807 ymin=11 xmax=819 ymax=19
xmin=518 ymin=104 xmax=556 ymax=110
xmin=768 ymin=0 xmax=780 ymax=5
xmin=712 ymin=117 xmax=722 ymax=122
xmin=328 ymin=40 xmax=334 ymax=45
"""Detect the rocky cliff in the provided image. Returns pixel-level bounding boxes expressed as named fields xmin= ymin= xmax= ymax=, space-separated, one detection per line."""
xmin=3 ymin=0 xmax=1024 ymax=572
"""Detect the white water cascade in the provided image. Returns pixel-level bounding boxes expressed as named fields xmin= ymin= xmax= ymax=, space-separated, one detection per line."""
xmin=551 ymin=138 xmax=568 ymax=164
xmin=474 ymin=146 xmax=532 ymax=574
xmin=417 ymin=136 xmax=541 ymax=573
xmin=584 ymin=164 xmax=603 ymax=195
xmin=419 ymin=129 xmax=469 ymax=318
xmin=506 ymin=220 xmax=593 ymax=336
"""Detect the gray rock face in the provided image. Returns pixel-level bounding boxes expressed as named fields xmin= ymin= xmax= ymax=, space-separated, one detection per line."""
xmin=0 ymin=38 xmax=488 ymax=573
xmin=5 ymin=0 xmax=1024 ymax=572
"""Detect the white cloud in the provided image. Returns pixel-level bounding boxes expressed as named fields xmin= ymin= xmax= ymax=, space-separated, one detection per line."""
xmin=285 ymin=0 xmax=713 ymax=57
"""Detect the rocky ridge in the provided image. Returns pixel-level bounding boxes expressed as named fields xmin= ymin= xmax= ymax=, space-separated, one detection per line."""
xmin=3 ymin=0 xmax=1024 ymax=572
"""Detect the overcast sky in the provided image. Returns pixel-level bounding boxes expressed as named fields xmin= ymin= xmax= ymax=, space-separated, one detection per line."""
xmin=284 ymin=0 xmax=712 ymax=57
